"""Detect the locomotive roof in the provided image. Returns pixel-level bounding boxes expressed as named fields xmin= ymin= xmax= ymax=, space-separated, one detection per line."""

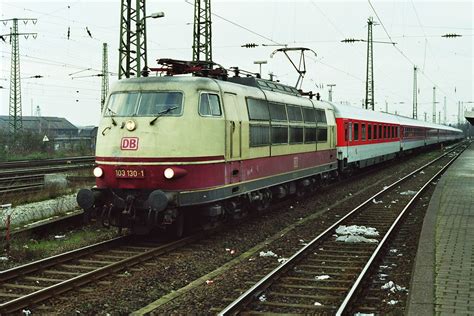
xmin=227 ymin=77 xmax=301 ymax=96
xmin=331 ymin=102 xmax=461 ymax=132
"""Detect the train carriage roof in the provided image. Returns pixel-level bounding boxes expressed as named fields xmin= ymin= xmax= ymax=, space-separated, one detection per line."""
xmin=329 ymin=102 xmax=461 ymax=132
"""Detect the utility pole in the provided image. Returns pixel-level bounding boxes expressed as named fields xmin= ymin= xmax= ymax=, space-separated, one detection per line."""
xmin=443 ymin=96 xmax=447 ymax=124
xmin=101 ymin=43 xmax=109 ymax=112
xmin=327 ymin=84 xmax=336 ymax=102
xmin=192 ymin=0 xmax=212 ymax=62
xmin=458 ymin=101 xmax=461 ymax=125
xmin=385 ymin=100 xmax=388 ymax=113
xmin=0 ymin=18 xmax=37 ymax=135
xmin=365 ymin=17 xmax=375 ymax=110
xmin=118 ymin=0 xmax=147 ymax=79
xmin=432 ymin=87 xmax=436 ymax=123
xmin=413 ymin=66 xmax=418 ymax=119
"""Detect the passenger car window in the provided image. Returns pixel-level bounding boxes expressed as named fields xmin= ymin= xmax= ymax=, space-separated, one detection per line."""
xmin=199 ymin=93 xmax=221 ymax=116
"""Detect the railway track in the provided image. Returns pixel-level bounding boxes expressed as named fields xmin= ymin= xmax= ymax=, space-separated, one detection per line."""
xmin=219 ymin=144 xmax=467 ymax=315
xmin=0 ymin=156 xmax=94 ymax=195
xmin=0 ymin=233 xmax=204 ymax=314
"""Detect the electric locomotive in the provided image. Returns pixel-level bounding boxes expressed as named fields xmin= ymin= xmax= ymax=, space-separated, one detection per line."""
xmin=77 ymin=63 xmax=339 ymax=236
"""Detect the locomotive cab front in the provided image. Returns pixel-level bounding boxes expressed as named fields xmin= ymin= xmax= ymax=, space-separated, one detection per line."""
xmin=77 ymin=76 xmax=226 ymax=235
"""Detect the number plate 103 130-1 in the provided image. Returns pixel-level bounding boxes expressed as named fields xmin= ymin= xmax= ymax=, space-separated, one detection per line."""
xmin=115 ymin=168 xmax=145 ymax=178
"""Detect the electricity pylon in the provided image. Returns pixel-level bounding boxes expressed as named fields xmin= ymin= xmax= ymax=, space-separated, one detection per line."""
xmin=118 ymin=0 xmax=147 ymax=79
xmin=101 ymin=43 xmax=109 ymax=112
xmin=0 ymin=18 xmax=37 ymax=135
xmin=365 ymin=17 xmax=375 ymax=111
xmin=413 ymin=66 xmax=418 ymax=119
xmin=192 ymin=0 xmax=212 ymax=62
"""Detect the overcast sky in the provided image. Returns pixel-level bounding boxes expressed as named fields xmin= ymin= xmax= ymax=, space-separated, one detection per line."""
xmin=0 ymin=0 xmax=472 ymax=126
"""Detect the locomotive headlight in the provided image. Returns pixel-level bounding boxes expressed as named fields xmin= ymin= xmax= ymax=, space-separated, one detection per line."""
xmin=93 ymin=167 xmax=104 ymax=178
xmin=125 ymin=119 xmax=136 ymax=131
xmin=163 ymin=167 xmax=187 ymax=180
xmin=164 ymin=168 xmax=175 ymax=179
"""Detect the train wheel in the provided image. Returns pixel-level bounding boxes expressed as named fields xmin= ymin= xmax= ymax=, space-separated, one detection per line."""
xmin=256 ymin=189 xmax=272 ymax=211
xmin=166 ymin=211 xmax=184 ymax=239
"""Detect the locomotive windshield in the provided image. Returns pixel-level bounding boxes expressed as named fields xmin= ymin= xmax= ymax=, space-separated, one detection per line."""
xmin=105 ymin=91 xmax=183 ymax=117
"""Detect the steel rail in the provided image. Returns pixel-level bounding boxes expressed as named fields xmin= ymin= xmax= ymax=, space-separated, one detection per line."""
xmin=218 ymin=143 xmax=466 ymax=315
xmin=0 ymin=156 xmax=94 ymax=169
xmin=0 ymin=233 xmax=203 ymax=314
xmin=335 ymin=144 xmax=467 ymax=315
xmin=0 ymin=236 xmax=128 ymax=283
xmin=0 ymin=164 xmax=94 ymax=177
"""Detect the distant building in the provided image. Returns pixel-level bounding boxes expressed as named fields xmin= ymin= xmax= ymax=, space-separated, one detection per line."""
xmin=0 ymin=116 xmax=97 ymax=151
xmin=0 ymin=116 xmax=77 ymax=138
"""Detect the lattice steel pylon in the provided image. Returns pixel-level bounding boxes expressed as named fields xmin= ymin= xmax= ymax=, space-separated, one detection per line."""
xmin=118 ymin=0 xmax=147 ymax=79
xmin=413 ymin=66 xmax=418 ymax=119
xmin=0 ymin=18 xmax=37 ymax=135
xmin=101 ymin=43 xmax=109 ymax=112
xmin=365 ymin=17 xmax=375 ymax=110
xmin=192 ymin=0 xmax=212 ymax=62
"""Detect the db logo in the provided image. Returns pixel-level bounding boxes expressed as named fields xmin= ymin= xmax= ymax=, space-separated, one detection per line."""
xmin=121 ymin=137 xmax=139 ymax=150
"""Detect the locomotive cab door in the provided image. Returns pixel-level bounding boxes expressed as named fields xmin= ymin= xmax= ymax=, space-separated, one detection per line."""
xmin=223 ymin=93 xmax=242 ymax=159
xmin=223 ymin=92 xmax=242 ymax=184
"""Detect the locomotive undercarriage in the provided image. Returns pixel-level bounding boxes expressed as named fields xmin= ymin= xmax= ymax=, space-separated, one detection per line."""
xmin=77 ymin=170 xmax=337 ymax=237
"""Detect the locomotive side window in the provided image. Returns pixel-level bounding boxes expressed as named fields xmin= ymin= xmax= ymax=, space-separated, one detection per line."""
xmin=362 ymin=124 xmax=366 ymax=141
xmin=247 ymin=98 xmax=269 ymax=120
xmin=287 ymin=105 xmax=303 ymax=122
xmin=316 ymin=109 xmax=327 ymax=123
xmin=368 ymin=124 xmax=372 ymax=140
xmin=354 ymin=123 xmax=359 ymax=141
xmin=289 ymin=127 xmax=303 ymax=144
xmin=302 ymin=108 xmax=316 ymax=123
xmin=317 ymin=127 xmax=328 ymax=142
xmin=269 ymin=102 xmax=287 ymax=121
xmin=199 ymin=93 xmax=221 ymax=116
xmin=250 ymin=125 xmax=270 ymax=147
xmin=379 ymin=125 xmax=383 ymax=139
xmin=271 ymin=126 xmax=288 ymax=144
xmin=305 ymin=127 xmax=317 ymax=142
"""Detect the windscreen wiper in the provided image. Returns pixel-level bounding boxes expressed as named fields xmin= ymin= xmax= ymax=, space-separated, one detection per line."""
xmin=149 ymin=106 xmax=178 ymax=125
xmin=106 ymin=108 xmax=117 ymax=126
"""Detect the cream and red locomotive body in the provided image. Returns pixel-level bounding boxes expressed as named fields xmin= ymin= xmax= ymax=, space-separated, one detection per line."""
xmin=77 ymin=74 xmax=462 ymax=235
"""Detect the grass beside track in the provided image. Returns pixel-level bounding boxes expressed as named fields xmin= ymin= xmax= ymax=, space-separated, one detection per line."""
xmin=0 ymin=225 xmax=118 ymax=270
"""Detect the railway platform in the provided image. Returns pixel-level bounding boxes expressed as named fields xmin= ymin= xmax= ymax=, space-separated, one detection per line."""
xmin=407 ymin=142 xmax=474 ymax=315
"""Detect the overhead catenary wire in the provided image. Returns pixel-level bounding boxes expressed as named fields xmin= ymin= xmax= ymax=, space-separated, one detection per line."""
xmin=184 ymin=0 xmax=282 ymax=46
xmin=367 ymin=0 xmax=460 ymax=105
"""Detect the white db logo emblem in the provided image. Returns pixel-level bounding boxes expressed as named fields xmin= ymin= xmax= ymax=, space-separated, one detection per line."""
xmin=121 ymin=137 xmax=139 ymax=150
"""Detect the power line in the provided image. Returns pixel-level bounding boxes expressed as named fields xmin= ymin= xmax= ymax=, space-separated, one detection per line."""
xmin=367 ymin=0 xmax=460 ymax=105
xmin=184 ymin=0 xmax=282 ymax=45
